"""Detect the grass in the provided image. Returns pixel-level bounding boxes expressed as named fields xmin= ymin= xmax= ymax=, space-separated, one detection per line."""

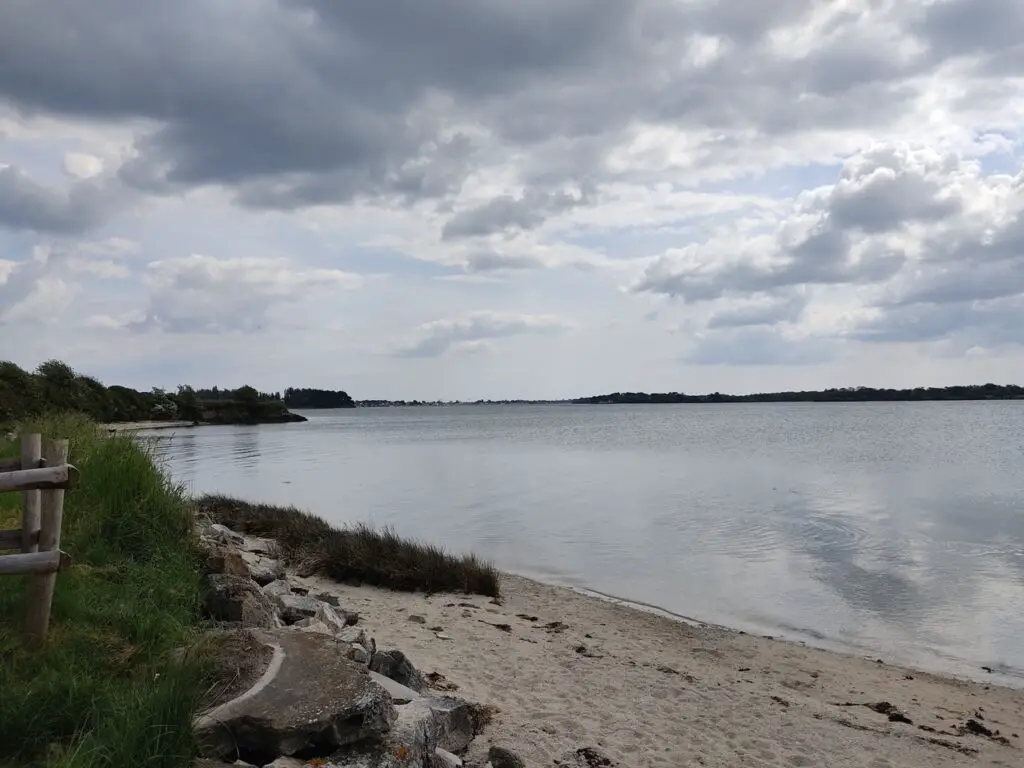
xmin=0 ymin=414 xmax=209 ymax=768
xmin=196 ymin=495 xmax=501 ymax=598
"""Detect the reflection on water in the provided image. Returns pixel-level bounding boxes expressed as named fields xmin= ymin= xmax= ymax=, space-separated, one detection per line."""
xmin=143 ymin=402 xmax=1024 ymax=684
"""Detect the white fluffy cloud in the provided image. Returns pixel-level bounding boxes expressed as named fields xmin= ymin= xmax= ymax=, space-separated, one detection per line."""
xmin=393 ymin=311 xmax=572 ymax=358
xmin=128 ymin=255 xmax=361 ymax=334
xmin=1 ymin=1 xmax=1023 ymax=398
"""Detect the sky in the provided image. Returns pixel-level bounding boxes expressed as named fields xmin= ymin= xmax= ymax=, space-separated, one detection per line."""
xmin=1 ymin=0 xmax=1024 ymax=401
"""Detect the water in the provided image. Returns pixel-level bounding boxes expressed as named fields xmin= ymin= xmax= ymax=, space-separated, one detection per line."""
xmin=143 ymin=402 xmax=1024 ymax=684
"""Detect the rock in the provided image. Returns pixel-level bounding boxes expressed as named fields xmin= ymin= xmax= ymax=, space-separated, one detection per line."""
xmin=435 ymin=748 xmax=464 ymax=767
xmin=262 ymin=579 xmax=294 ymax=598
xmin=265 ymin=759 xmax=305 ymax=768
xmin=370 ymin=670 xmax=423 ymax=704
xmin=203 ymin=546 xmax=251 ymax=578
xmin=294 ymin=618 xmax=336 ymax=635
xmin=572 ymin=747 xmax=615 ymax=767
xmin=428 ymin=696 xmax=475 ymax=754
xmin=203 ymin=574 xmax=278 ymax=629
xmin=296 ymin=697 xmax=460 ymax=768
xmin=241 ymin=535 xmax=277 ymax=555
xmin=195 ymin=629 xmax=395 ymax=762
xmin=347 ymin=643 xmax=371 ymax=665
xmin=408 ymin=614 xmax=427 ymax=624
xmin=378 ymin=699 xmax=440 ymax=768
xmin=241 ymin=553 xmax=285 ymax=586
xmin=313 ymin=601 xmax=350 ymax=632
xmin=338 ymin=626 xmax=367 ymax=646
xmin=275 ymin=593 xmax=325 ymax=624
xmin=370 ymin=649 xmax=426 ymax=692
xmin=210 ymin=523 xmax=244 ymax=546
xmin=488 ymin=746 xmax=526 ymax=768
xmin=316 ymin=591 xmax=341 ymax=606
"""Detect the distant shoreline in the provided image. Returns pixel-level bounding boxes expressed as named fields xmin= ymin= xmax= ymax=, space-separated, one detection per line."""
xmin=351 ymin=384 xmax=1024 ymax=407
xmin=102 ymin=411 xmax=308 ymax=432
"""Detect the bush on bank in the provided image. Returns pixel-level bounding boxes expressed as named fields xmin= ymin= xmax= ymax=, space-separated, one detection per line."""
xmin=197 ymin=495 xmax=502 ymax=598
xmin=0 ymin=414 xmax=208 ymax=768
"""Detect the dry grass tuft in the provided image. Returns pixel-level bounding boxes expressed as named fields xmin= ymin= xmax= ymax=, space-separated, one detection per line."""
xmin=196 ymin=495 xmax=501 ymax=598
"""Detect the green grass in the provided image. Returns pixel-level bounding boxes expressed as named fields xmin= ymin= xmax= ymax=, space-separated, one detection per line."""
xmin=197 ymin=495 xmax=501 ymax=598
xmin=0 ymin=415 xmax=208 ymax=768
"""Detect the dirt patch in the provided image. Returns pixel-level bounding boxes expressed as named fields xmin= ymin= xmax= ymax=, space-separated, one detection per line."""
xmin=199 ymin=629 xmax=275 ymax=710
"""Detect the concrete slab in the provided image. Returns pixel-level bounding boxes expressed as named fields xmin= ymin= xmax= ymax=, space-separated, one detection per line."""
xmin=195 ymin=629 xmax=395 ymax=763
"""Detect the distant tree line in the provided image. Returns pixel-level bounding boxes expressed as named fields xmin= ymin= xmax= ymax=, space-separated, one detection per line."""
xmin=0 ymin=360 xmax=312 ymax=425
xmin=283 ymin=388 xmax=355 ymax=409
xmin=193 ymin=386 xmax=282 ymax=402
xmin=571 ymin=384 xmax=1024 ymax=404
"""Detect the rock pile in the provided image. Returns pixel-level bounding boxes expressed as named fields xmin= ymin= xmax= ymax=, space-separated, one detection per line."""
xmin=193 ymin=519 xmax=508 ymax=768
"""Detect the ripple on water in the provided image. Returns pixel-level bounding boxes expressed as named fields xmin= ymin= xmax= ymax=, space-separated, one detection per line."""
xmin=791 ymin=511 xmax=872 ymax=557
xmin=696 ymin=514 xmax=786 ymax=561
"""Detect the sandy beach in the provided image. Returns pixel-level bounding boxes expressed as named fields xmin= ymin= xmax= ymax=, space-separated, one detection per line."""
xmin=293 ymin=572 xmax=1024 ymax=768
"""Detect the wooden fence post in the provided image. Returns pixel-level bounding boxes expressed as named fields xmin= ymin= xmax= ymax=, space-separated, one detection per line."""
xmin=24 ymin=438 xmax=69 ymax=642
xmin=20 ymin=433 xmax=41 ymax=553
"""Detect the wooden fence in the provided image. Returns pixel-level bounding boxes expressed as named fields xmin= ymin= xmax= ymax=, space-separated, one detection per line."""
xmin=0 ymin=434 xmax=79 ymax=641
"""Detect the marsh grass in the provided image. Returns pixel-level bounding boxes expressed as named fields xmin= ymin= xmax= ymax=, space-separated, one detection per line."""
xmin=0 ymin=416 xmax=209 ymax=768
xmin=197 ymin=495 xmax=501 ymax=598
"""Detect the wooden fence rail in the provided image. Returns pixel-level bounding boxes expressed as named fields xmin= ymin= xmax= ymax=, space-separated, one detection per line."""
xmin=0 ymin=434 xmax=78 ymax=642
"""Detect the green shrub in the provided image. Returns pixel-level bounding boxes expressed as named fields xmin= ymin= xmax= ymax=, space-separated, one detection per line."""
xmin=0 ymin=417 xmax=207 ymax=768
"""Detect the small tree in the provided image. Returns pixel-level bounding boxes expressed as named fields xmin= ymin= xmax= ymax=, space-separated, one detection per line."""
xmin=234 ymin=385 xmax=259 ymax=404
xmin=151 ymin=387 xmax=179 ymax=420
xmin=175 ymin=385 xmax=202 ymax=422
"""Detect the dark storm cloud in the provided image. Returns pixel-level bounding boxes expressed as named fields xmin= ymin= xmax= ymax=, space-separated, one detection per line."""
xmin=0 ymin=0 xmax=976 ymax=218
xmin=0 ymin=167 xmax=118 ymax=235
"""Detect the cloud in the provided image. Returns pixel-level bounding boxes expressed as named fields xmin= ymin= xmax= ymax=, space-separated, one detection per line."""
xmin=442 ymin=187 xmax=591 ymax=240
xmin=685 ymin=327 xmax=835 ymax=367
xmin=393 ymin=311 xmax=572 ymax=357
xmin=131 ymin=254 xmax=361 ymax=334
xmin=1 ymin=2 xmax=1024 ymax=393
xmin=707 ymin=295 xmax=806 ymax=329
xmin=632 ymin=145 xmax=974 ymax=304
xmin=464 ymin=251 xmax=546 ymax=273
xmin=63 ymin=152 xmax=104 ymax=179
xmin=2 ymin=0 xmax=1013 ymax=218
xmin=0 ymin=247 xmax=75 ymax=324
xmin=0 ymin=165 xmax=122 ymax=234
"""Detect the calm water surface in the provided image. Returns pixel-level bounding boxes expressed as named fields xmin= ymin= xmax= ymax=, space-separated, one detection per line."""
xmin=144 ymin=403 xmax=1024 ymax=683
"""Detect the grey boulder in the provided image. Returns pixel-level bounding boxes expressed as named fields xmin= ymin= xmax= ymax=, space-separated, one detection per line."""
xmin=370 ymin=649 xmax=426 ymax=693
xmin=209 ymin=523 xmax=245 ymax=547
xmin=347 ymin=644 xmax=371 ymax=665
xmin=241 ymin=553 xmax=285 ymax=586
xmin=429 ymin=696 xmax=475 ymax=754
xmin=324 ymin=696 xmax=472 ymax=768
xmin=262 ymin=579 xmax=295 ymax=598
xmin=488 ymin=746 xmax=526 ymax=768
xmin=203 ymin=574 xmax=278 ymax=629
xmin=276 ymin=593 xmax=325 ymax=624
